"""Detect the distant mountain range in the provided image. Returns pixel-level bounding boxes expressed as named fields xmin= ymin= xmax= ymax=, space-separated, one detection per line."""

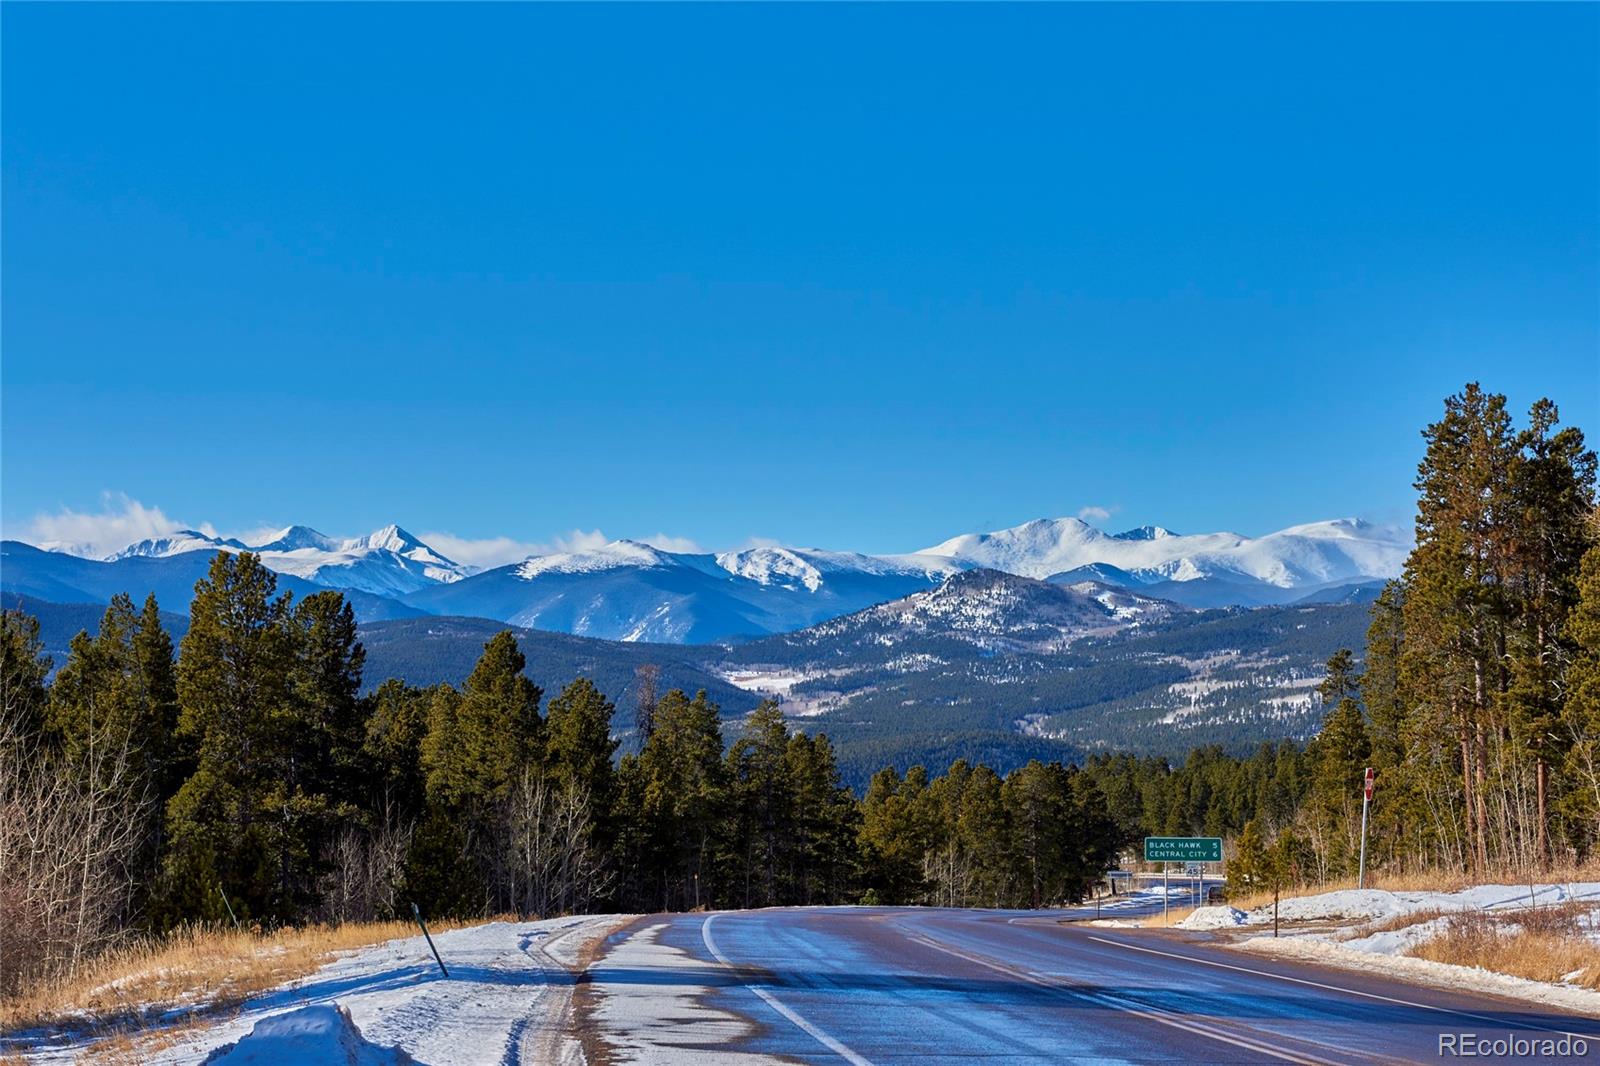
xmin=2 ymin=515 xmax=1406 ymax=642
xmin=4 ymin=559 xmax=1375 ymax=784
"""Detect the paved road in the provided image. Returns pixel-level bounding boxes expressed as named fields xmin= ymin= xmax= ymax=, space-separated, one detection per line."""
xmin=586 ymin=898 xmax=1600 ymax=1064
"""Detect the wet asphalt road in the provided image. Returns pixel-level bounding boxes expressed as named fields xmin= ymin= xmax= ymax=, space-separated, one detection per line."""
xmin=594 ymin=898 xmax=1600 ymax=1064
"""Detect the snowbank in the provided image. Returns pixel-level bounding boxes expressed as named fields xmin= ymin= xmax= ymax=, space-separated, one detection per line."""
xmin=1177 ymin=906 xmax=1248 ymax=930
xmin=1338 ymin=916 xmax=1453 ymax=955
xmin=1244 ymin=881 xmax=1600 ymax=927
xmin=1238 ymin=936 xmax=1600 ymax=1021
xmin=200 ymin=1005 xmax=412 ymax=1066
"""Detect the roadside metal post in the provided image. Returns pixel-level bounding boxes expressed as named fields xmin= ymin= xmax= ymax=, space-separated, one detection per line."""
xmin=412 ymin=901 xmax=450 ymax=978
xmin=1163 ymin=865 xmax=1170 ymax=925
xmin=218 ymin=882 xmax=241 ymax=930
xmin=1357 ymin=767 xmax=1375 ymax=890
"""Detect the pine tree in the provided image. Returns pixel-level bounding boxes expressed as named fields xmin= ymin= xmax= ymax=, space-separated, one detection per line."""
xmin=544 ymin=677 xmax=619 ymax=811
xmin=422 ymin=634 xmax=542 ymax=809
xmin=784 ymin=731 xmax=858 ymax=905
xmin=1 ymin=609 xmax=51 ymax=746
xmin=1229 ymin=817 xmax=1269 ymax=897
xmin=1003 ymin=760 xmax=1071 ymax=907
xmin=1319 ymin=648 xmax=1360 ymax=707
xmin=1304 ymin=685 xmax=1370 ymax=878
xmin=289 ymin=592 xmax=366 ymax=808
xmin=634 ymin=689 xmax=726 ymax=910
xmin=47 ymin=593 xmax=179 ymax=921
xmin=363 ymin=679 xmax=434 ymax=820
xmin=1362 ymin=584 xmax=1406 ymax=771
xmin=418 ymin=632 xmax=542 ymax=913
xmin=541 ymin=677 xmax=620 ymax=910
xmin=134 ymin=595 xmax=182 ymax=807
xmin=1401 ymin=383 xmax=1518 ymax=872
xmin=857 ymin=766 xmax=929 ymax=905
xmin=1065 ymin=769 xmax=1119 ymax=900
xmin=1506 ymin=400 xmax=1596 ymax=862
xmin=1561 ymin=512 xmax=1600 ymax=852
xmin=163 ymin=552 xmax=297 ymax=923
xmin=956 ymin=763 xmax=1009 ymax=907
xmin=724 ymin=701 xmax=794 ymax=908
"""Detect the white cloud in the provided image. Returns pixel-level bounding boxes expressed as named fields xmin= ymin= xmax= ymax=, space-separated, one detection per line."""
xmin=16 ymin=493 xmax=187 ymax=558
xmin=419 ymin=532 xmax=550 ymax=569
xmin=419 ymin=527 xmax=617 ymax=569
xmin=640 ymin=533 xmax=705 ymax=554
xmin=15 ymin=496 xmax=711 ymax=570
xmin=1077 ymin=505 xmax=1116 ymax=523
xmin=547 ymin=528 xmax=613 ymax=554
xmin=224 ymin=524 xmax=296 ymax=548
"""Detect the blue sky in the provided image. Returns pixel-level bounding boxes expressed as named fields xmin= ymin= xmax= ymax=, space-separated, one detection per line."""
xmin=4 ymin=4 xmax=1596 ymax=564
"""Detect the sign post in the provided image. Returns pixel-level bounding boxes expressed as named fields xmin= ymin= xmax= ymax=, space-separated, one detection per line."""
xmin=411 ymin=901 xmax=449 ymax=978
xmin=1145 ymin=838 xmax=1222 ymax=924
xmin=1357 ymin=767 xmax=1375 ymax=889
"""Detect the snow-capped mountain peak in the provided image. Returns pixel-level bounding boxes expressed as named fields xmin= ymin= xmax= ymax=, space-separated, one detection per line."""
xmin=339 ymin=524 xmax=469 ymax=580
xmin=106 ymin=529 xmax=246 ymax=561
xmin=916 ymin=514 xmax=1407 ymax=592
xmin=95 ymin=522 xmax=473 ymax=595
xmin=515 ymin=539 xmax=689 ymax=580
xmin=346 ymin=524 xmax=421 ymax=555
xmin=714 ymin=545 xmax=961 ymax=592
xmin=1112 ymin=525 xmax=1177 ymax=541
xmin=251 ymin=525 xmax=344 ymax=553
xmin=716 ymin=546 xmax=827 ymax=591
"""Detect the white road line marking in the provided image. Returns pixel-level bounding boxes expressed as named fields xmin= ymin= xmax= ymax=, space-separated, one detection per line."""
xmin=1086 ymin=934 xmax=1592 ymax=1040
xmin=900 ymin=929 xmax=1343 ymax=1066
xmin=700 ymin=913 xmax=875 ymax=1066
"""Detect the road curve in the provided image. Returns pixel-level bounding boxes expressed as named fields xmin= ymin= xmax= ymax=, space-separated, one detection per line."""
xmin=583 ymin=901 xmax=1600 ymax=1064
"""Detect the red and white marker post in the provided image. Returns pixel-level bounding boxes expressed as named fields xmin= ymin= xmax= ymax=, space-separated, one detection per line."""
xmin=1357 ymin=767 xmax=1375 ymax=889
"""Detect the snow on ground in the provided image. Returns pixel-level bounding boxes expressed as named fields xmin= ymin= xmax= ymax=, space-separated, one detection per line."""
xmin=1239 ymin=936 xmax=1600 ymax=1020
xmin=587 ymin=920 xmax=773 ymax=1065
xmin=1337 ymin=915 xmax=1454 ymax=956
xmin=1243 ymin=882 xmax=1600 ymax=927
xmin=720 ymin=669 xmax=811 ymax=698
xmin=1195 ymin=882 xmax=1600 ymax=1015
xmin=1177 ymin=906 xmax=1249 ymax=930
xmin=198 ymin=1004 xmax=412 ymax=1066
xmin=17 ymin=914 xmax=629 ymax=1066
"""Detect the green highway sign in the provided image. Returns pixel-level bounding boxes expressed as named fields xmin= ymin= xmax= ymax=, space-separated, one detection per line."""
xmin=1144 ymin=836 xmax=1222 ymax=863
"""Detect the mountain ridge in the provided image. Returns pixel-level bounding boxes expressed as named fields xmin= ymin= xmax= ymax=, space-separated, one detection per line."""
xmin=7 ymin=513 xmax=1406 ymax=642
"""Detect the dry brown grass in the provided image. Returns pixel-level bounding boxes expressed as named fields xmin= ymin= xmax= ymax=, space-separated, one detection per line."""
xmin=1130 ymin=904 xmax=1199 ymax=928
xmin=1409 ymin=909 xmax=1600 ymax=989
xmin=0 ymin=917 xmax=469 ymax=1040
xmin=1362 ymin=907 xmax=1451 ymax=935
